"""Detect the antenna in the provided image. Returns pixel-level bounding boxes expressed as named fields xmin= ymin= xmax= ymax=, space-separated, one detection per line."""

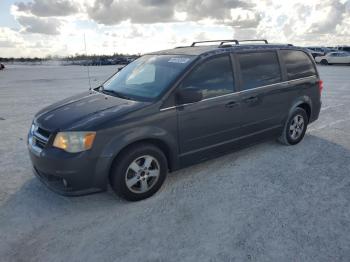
xmin=84 ymin=33 xmax=92 ymax=90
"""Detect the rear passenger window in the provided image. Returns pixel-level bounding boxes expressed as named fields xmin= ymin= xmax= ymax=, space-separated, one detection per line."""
xmin=281 ymin=50 xmax=316 ymax=80
xmin=238 ymin=52 xmax=281 ymax=90
xmin=180 ymin=55 xmax=234 ymax=99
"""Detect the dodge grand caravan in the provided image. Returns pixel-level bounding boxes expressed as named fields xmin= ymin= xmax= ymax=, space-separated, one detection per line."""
xmin=28 ymin=39 xmax=322 ymax=201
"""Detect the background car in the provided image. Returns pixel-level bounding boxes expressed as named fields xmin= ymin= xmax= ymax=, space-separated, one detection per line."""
xmin=307 ymin=46 xmax=335 ymax=56
xmin=336 ymin=46 xmax=350 ymax=53
xmin=315 ymin=52 xmax=350 ymax=65
xmin=306 ymin=48 xmax=324 ymax=58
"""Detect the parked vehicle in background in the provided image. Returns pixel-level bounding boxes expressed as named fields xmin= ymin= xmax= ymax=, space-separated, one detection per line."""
xmin=28 ymin=39 xmax=322 ymax=201
xmin=315 ymin=52 xmax=350 ymax=65
xmin=307 ymin=47 xmax=325 ymax=55
xmin=336 ymin=46 xmax=350 ymax=53
xmin=307 ymin=46 xmax=337 ymax=56
xmin=306 ymin=48 xmax=324 ymax=58
xmin=114 ymin=58 xmax=129 ymax=65
xmin=0 ymin=63 xmax=5 ymax=70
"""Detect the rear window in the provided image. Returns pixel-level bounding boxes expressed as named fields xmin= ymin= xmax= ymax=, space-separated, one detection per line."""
xmin=238 ymin=51 xmax=282 ymax=90
xmin=281 ymin=50 xmax=316 ymax=80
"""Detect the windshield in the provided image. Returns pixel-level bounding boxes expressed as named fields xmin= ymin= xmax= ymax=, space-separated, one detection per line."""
xmin=102 ymin=55 xmax=196 ymax=101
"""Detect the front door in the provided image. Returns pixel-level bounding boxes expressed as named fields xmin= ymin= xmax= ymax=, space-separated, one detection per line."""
xmin=176 ymin=54 xmax=241 ymax=156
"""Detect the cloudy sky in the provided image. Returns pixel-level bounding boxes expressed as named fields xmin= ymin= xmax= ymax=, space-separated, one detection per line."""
xmin=0 ymin=0 xmax=350 ymax=57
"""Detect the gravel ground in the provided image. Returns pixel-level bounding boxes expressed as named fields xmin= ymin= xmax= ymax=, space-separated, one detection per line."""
xmin=0 ymin=64 xmax=349 ymax=262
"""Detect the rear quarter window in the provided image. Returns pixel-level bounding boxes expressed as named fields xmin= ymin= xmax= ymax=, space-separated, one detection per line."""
xmin=238 ymin=51 xmax=282 ymax=90
xmin=281 ymin=50 xmax=316 ymax=80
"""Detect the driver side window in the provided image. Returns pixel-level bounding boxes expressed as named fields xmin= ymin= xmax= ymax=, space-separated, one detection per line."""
xmin=180 ymin=55 xmax=235 ymax=99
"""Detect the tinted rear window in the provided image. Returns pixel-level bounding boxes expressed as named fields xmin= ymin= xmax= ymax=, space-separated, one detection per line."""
xmin=281 ymin=50 xmax=316 ymax=80
xmin=238 ymin=52 xmax=281 ymax=90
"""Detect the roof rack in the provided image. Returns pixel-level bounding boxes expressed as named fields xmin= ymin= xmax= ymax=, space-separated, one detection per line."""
xmin=191 ymin=40 xmax=238 ymax=47
xmin=235 ymin=39 xmax=268 ymax=44
xmin=191 ymin=39 xmax=268 ymax=47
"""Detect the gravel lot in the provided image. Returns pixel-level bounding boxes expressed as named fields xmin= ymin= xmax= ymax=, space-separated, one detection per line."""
xmin=0 ymin=64 xmax=350 ymax=261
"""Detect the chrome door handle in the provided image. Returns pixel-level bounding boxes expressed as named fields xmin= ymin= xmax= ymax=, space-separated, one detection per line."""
xmin=244 ymin=96 xmax=258 ymax=103
xmin=225 ymin=101 xmax=238 ymax=108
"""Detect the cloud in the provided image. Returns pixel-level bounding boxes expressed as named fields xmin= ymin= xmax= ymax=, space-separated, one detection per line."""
xmin=0 ymin=40 xmax=15 ymax=48
xmin=228 ymin=9 xmax=261 ymax=28
xmin=0 ymin=27 xmax=25 ymax=54
xmin=251 ymin=0 xmax=350 ymax=46
xmin=3 ymin=0 xmax=350 ymax=57
xmin=308 ymin=0 xmax=347 ymax=34
xmin=15 ymin=0 xmax=79 ymax=17
xmin=17 ymin=16 xmax=62 ymax=35
xmin=86 ymin=0 xmax=256 ymax=25
xmin=177 ymin=0 xmax=254 ymax=21
xmin=87 ymin=0 xmax=175 ymax=25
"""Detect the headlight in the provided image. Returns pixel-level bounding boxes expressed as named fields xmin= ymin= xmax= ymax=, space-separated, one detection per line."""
xmin=53 ymin=132 xmax=96 ymax=153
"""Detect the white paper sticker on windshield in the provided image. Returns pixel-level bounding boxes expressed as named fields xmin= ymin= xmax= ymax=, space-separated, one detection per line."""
xmin=168 ymin=57 xmax=190 ymax=64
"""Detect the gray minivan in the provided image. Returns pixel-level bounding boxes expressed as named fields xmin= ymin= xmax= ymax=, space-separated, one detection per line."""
xmin=28 ymin=39 xmax=322 ymax=201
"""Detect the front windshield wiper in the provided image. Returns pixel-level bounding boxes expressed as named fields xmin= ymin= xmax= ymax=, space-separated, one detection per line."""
xmin=100 ymin=88 xmax=134 ymax=101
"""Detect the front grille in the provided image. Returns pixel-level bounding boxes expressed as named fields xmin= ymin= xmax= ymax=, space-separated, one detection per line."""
xmin=34 ymin=136 xmax=47 ymax=149
xmin=37 ymin=127 xmax=51 ymax=138
xmin=32 ymin=126 xmax=51 ymax=149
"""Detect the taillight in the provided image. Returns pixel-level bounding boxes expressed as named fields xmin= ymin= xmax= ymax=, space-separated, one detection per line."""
xmin=318 ymin=80 xmax=323 ymax=95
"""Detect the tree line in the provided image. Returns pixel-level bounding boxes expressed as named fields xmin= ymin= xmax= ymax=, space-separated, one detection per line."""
xmin=0 ymin=53 xmax=140 ymax=63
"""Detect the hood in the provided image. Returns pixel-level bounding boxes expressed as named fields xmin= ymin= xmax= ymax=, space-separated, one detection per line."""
xmin=34 ymin=90 xmax=149 ymax=131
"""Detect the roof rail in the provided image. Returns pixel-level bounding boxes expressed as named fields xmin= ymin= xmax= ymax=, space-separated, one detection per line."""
xmin=237 ymin=39 xmax=268 ymax=44
xmin=191 ymin=40 xmax=238 ymax=47
xmin=191 ymin=39 xmax=269 ymax=47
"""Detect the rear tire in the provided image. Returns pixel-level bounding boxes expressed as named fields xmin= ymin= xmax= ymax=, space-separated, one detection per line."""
xmin=278 ymin=108 xmax=308 ymax=146
xmin=320 ymin=59 xmax=328 ymax=65
xmin=110 ymin=143 xmax=168 ymax=201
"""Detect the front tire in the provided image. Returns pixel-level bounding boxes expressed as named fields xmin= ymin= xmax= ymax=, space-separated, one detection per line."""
xmin=278 ymin=108 xmax=308 ymax=145
xmin=110 ymin=143 xmax=168 ymax=201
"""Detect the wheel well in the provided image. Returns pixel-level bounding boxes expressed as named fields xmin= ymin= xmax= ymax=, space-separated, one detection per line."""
xmin=297 ymin=103 xmax=311 ymax=121
xmin=109 ymin=139 xmax=173 ymax=176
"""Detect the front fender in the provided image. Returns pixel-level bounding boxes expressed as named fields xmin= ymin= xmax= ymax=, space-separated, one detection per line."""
xmin=101 ymin=125 xmax=178 ymax=158
xmin=93 ymin=125 xmax=178 ymax=188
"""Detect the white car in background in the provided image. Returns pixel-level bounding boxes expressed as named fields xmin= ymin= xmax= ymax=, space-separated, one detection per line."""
xmin=315 ymin=52 xmax=350 ymax=65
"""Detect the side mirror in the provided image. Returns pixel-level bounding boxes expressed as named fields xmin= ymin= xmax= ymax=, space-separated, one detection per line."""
xmin=177 ymin=88 xmax=203 ymax=104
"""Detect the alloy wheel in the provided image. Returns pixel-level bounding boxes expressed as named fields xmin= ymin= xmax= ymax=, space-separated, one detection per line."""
xmin=125 ymin=155 xmax=160 ymax=194
xmin=289 ymin=114 xmax=305 ymax=140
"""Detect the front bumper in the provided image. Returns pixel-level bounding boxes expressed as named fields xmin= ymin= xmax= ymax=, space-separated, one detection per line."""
xmin=32 ymin=167 xmax=102 ymax=196
xmin=28 ymin=145 xmax=107 ymax=196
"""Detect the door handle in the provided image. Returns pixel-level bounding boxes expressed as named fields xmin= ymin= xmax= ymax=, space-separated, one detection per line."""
xmin=225 ymin=101 xmax=238 ymax=108
xmin=243 ymin=96 xmax=258 ymax=103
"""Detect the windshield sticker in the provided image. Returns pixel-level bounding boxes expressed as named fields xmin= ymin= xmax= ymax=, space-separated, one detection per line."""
xmin=168 ymin=57 xmax=190 ymax=64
